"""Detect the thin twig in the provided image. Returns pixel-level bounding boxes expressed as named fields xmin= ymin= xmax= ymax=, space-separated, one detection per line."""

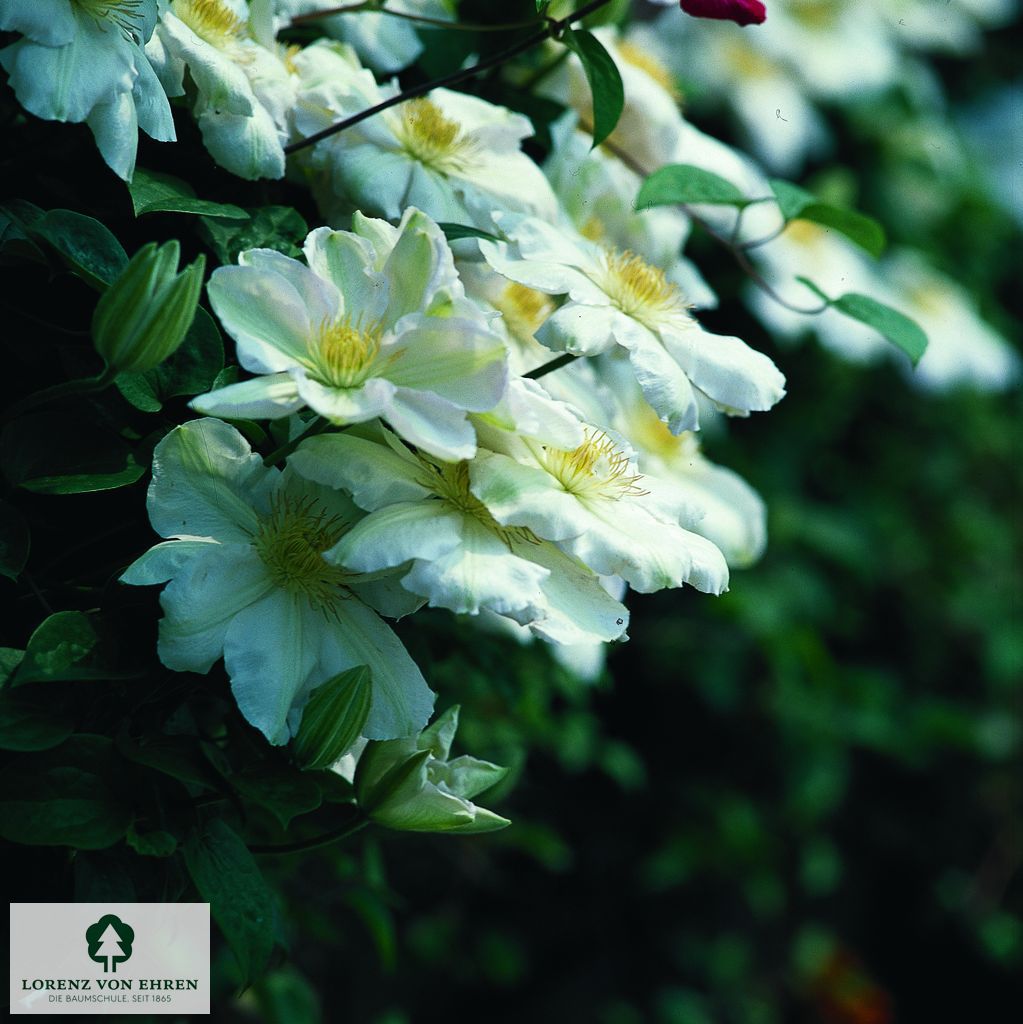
xmin=250 ymin=817 xmax=369 ymax=855
xmin=292 ymin=3 xmax=546 ymax=33
xmin=525 ymin=353 xmax=577 ymax=380
xmin=284 ymin=0 xmax=613 ymax=155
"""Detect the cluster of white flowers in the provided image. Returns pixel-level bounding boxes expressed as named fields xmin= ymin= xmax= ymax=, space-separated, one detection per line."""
xmin=6 ymin=1 xmax=1011 ymax=760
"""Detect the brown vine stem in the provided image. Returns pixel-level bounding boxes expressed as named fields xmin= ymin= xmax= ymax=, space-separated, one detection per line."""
xmin=291 ymin=2 xmax=547 ymax=33
xmin=284 ymin=0 xmax=614 ymax=155
xmin=595 ymin=136 xmax=829 ymax=317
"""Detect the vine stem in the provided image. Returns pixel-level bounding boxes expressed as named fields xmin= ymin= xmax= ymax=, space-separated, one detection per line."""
xmin=597 ymin=137 xmax=830 ymax=317
xmin=292 ymin=2 xmax=546 ymax=33
xmin=284 ymin=0 xmax=614 ymax=155
xmin=250 ymin=816 xmax=369 ymax=855
xmin=3 ymin=365 xmax=119 ymax=422
xmin=262 ymin=415 xmax=331 ymax=467
xmin=525 ymin=353 xmax=577 ymax=380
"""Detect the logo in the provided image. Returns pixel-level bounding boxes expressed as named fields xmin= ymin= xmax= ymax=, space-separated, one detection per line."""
xmin=84 ymin=915 xmax=135 ymax=974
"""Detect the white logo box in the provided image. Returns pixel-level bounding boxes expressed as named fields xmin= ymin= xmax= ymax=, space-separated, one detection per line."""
xmin=10 ymin=903 xmax=210 ymax=1016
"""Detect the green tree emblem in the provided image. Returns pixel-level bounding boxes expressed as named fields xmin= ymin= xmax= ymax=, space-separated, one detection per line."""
xmin=85 ymin=914 xmax=134 ymax=973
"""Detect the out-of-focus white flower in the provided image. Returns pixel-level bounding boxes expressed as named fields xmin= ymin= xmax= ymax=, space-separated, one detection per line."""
xmin=482 ymin=215 xmax=786 ymax=433
xmin=867 ymin=0 xmax=1018 ymax=56
xmin=150 ymin=0 xmax=295 ymax=179
xmin=290 ymin=40 xmax=559 ymax=231
xmin=468 ymin=423 xmax=730 ymax=595
xmin=277 ymin=0 xmax=454 ymax=72
xmin=884 ymin=250 xmax=1020 ymax=392
xmin=0 ymin=0 xmax=174 ymax=180
xmin=121 ymin=418 xmax=435 ymax=745
xmin=193 ymin=208 xmax=508 ymax=462
xmin=289 ymin=425 xmax=631 ymax=646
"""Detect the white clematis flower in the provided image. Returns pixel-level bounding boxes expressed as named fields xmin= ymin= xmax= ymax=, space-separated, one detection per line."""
xmin=467 ymin=424 xmax=730 ymax=596
xmin=276 ymin=0 xmax=455 ymax=73
xmin=121 ymin=417 xmax=435 ymax=745
xmin=289 ymin=426 xmax=630 ymax=647
xmin=193 ymin=208 xmax=509 ymax=461
xmin=150 ymin=0 xmax=295 ymax=179
xmin=481 ymin=216 xmax=786 ymax=433
xmin=0 ymin=0 xmax=174 ymax=180
xmin=290 ymin=40 xmax=559 ymax=232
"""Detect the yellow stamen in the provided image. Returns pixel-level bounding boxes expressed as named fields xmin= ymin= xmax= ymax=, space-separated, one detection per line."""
xmin=308 ymin=316 xmax=383 ymax=389
xmin=253 ymin=494 xmax=348 ymax=613
xmin=171 ymin=0 xmax=246 ymax=47
xmin=601 ymin=248 xmax=690 ymax=326
xmin=495 ymin=282 xmax=555 ymax=344
xmin=617 ymin=40 xmax=682 ymax=104
xmin=539 ymin=431 xmax=647 ymax=502
xmin=579 ymin=215 xmax=606 ymax=242
xmin=397 ymin=98 xmax=477 ymax=173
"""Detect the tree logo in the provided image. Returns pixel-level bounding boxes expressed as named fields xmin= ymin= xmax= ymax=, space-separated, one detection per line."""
xmin=85 ymin=914 xmax=135 ymax=973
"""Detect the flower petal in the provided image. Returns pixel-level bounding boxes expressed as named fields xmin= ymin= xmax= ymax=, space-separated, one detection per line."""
xmin=384 ymin=389 xmax=479 ymax=462
xmin=190 ymin=372 xmax=304 ymax=420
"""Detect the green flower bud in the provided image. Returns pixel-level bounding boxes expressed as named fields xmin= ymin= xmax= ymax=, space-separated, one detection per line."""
xmin=292 ymin=665 xmax=372 ymax=771
xmin=354 ymin=706 xmax=511 ymax=835
xmin=92 ymin=241 xmax=205 ymax=374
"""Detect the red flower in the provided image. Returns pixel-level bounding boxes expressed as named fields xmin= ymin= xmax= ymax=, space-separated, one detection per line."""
xmin=679 ymin=0 xmax=767 ymax=26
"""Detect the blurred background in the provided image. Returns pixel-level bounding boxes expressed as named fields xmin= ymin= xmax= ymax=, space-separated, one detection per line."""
xmin=227 ymin=4 xmax=1022 ymax=1022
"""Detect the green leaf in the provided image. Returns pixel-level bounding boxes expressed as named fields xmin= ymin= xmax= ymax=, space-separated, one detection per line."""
xmin=637 ymin=164 xmax=748 ymax=209
xmin=794 ymin=276 xmax=832 ymax=305
xmin=0 ymin=648 xmax=25 ymax=683
xmin=437 ymin=223 xmax=503 ymax=244
xmin=293 ymin=665 xmax=372 ymax=771
xmin=1 ymin=413 xmax=146 ymax=494
xmin=832 ymin=293 xmax=929 ymax=365
xmin=0 ymin=734 xmax=131 ymax=849
xmin=128 ymin=168 xmax=249 ymax=220
xmin=117 ymin=733 xmax=223 ymax=789
xmin=560 ymin=28 xmax=624 ymax=148
xmin=126 ymin=822 xmax=178 ymax=858
xmin=184 ymin=819 xmax=277 ymax=985
xmin=230 ymin=763 xmax=323 ymax=828
xmin=0 ymin=199 xmax=46 ymax=265
xmin=0 ymin=500 xmax=30 ymax=580
xmin=0 ymin=691 xmax=75 ymax=751
xmin=14 ymin=610 xmax=97 ymax=683
xmin=31 ymin=209 xmax=128 ymax=289
xmin=770 ymin=179 xmax=886 ymax=258
xmin=199 ymin=205 xmax=309 ymax=265
xmin=116 ymin=306 xmax=225 ymax=412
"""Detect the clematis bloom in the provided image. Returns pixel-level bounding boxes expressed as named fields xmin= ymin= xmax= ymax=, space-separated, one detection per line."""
xmin=678 ymin=0 xmax=766 ymax=26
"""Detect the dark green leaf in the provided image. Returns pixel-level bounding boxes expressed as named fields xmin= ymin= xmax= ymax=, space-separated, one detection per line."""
xmin=0 ymin=648 xmax=25 ymax=683
xmin=437 ymin=223 xmax=503 ymax=244
xmin=128 ymin=167 xmax=249 ymax=220
xmin=184 ymin=819 xmax=277 ymax=985
xmin=770 ymin=179 xmax=886 ymax=257
xmin=0 ymin=500 xmax=30 ymax=580
xmin=794 ymin=276 xmax=833 ymax=305
xmin=14 ymin=610 xmax=97 ymax=683
xmin=832 ymin=293 xmax=929 ymax=365
xmin=0 ymin=199 xmax=46 ymax=265
xmin=0 ymin=734 xmax=131 ymax=849
xmin=253 ymin=968 xmax=321 ymax=1024
xmin=74 ymin=851 xmax=137 ymax=902
xmin=637 ymin=164 xmax=748 ymax=209
xmin=126 ymin=822 xmax=178 ymax=858
xmin=0 ymin=691 xmax=74 ymax=750
xmin=560 ymin=28 xmax=624 ymax=147
xmin=231 ymin=763 xmax=322 ymax=828
xmin=31 ymin=209 xmax=128 ymax=289
xmin=199 ymin=205 xmax=309 ymax=265
xmin=1 ymin=413 xmax=146 ymax=494
xmin=116 ymin=306 xmax=225 ymax=411
xmin=118 ymin=733 xmax=223 ymax=789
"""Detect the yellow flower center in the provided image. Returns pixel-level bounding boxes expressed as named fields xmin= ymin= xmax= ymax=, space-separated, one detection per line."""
xmin=253 ymin=494 xmax=349 ymax=611
xmin=397 ymin=98 xmax=477 ymax=173
xmin=74 ymin=0 xmax=146 ymax=39
xmin=790 ymin=0 xmax=840 ymax=30
xmin=307 ymin=316 xmax=383 ymax=389
xmin=494 ymin=282 xmax=555 ymax=344
xmin=579 ymin=215 xmax=606 ymax=242
xmin=617 ymin=40 xmax=682 ymax=104
xmin=600 ymin=248 xmax=690 ymax=326
xmin=539 ymin=431 xmax=647 ymax=502
xmin=171 ymin=0 xmax=246 ymax=48
xmin=722 ymin=38 xmax=779 ymax=80
xmin=783 ymin=219 xmax=826 ymax=248
xmin=629 ymin=403 xmax=700 ymax=464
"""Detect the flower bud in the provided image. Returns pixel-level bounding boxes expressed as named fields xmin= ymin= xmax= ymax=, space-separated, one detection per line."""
xmin=679 ymin=0 xmax=766 ymax=26
xmin=292 ymin=665 xmax=372 ymax=771
xmin=92 ymin=241 xmax=206 ymax=374
xmin=354 ymin=706 xmax=510 ymax=835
